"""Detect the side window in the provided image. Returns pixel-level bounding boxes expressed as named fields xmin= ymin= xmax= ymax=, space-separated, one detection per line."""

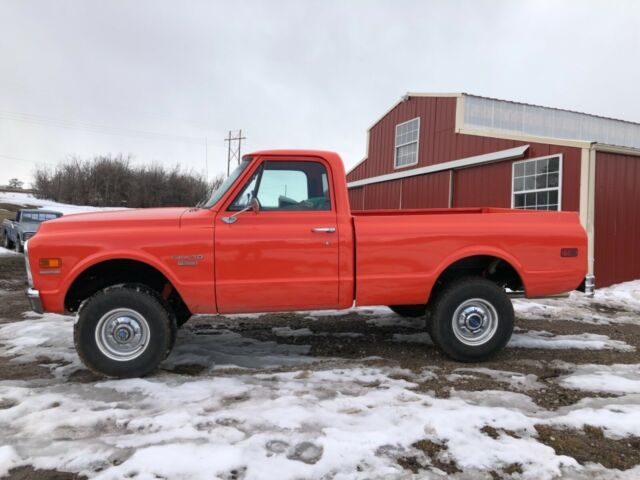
xmin=512 ymin=156 xmax=562 ymax=211
xmin=230 ymin=161 xmax=331 ymax=211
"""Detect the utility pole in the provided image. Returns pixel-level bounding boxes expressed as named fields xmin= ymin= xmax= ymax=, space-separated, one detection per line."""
xmin=224 ymin=129 xmax=246 ymax=177
xmin=204 ymin=136 xmax=209 ymax=180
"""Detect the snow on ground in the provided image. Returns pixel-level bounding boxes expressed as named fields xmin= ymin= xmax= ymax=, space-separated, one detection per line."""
xmin=560 ymin=364 xmax=640 ymax=394
xmin=0 ymin=191 xmax=124 ymax=215
xmin=513 ymin=280 xmax=640 ymax=326
xmin=509 ymin=329 xmax=635 ymax=351
xmin=0 ymin=247 xmax=20 ymax=257
xmin=0 ymin=282 xmax=639 ymax=478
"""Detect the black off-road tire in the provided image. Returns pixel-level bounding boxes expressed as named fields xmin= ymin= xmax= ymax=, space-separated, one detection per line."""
xmin=429 ymin=277 xmax=514 ymax=362
xmin=74 ymin=285 xmax=175 ymax=378
xmin=2 ymin=232 xmax=13 ymax=250
xmin=388 ymin=305 xmax=427 ymax=318
xmin=15 ymin=237 xmax=23 ymax=253
xmin=174 ymin=302 xmax=192 ymax=328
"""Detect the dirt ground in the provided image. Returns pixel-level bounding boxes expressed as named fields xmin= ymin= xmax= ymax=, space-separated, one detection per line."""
xmin=1 ymin=253 xmax=640 ymax=478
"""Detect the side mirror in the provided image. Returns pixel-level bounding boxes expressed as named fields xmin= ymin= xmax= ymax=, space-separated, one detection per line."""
xmin=222 ymin=197 xmax=260 ymax=224
xmin=251 ymin=197 xmax=260 ymax=214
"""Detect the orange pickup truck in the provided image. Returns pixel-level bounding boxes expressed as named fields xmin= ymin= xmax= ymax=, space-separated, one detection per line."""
xmin=24 ymin=150 xmax=590 ymax=377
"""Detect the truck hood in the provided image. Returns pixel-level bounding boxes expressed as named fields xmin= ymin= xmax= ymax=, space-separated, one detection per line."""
xmin=37 ymin=207 xmax=188 ymax=233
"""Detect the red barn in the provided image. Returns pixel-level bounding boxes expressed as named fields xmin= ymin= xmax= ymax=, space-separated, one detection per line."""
xmin=346 ymin=93 xmax=640 ymax=288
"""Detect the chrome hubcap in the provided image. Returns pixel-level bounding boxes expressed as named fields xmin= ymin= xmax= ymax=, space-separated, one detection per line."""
xmin=452 ymin=299 xmax=498 ymax=346
xmin=95 ymin=308 xmax=150 ymax=361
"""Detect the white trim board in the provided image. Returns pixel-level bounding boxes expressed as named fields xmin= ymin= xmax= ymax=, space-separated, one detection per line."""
xmin=347 ymin=144 xmax=529 ymax=189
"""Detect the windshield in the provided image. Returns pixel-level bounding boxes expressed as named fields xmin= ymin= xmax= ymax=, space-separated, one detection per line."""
xmin=202 ymin=157 xmax=252 ymax=208
xmin=21 ymin=212 xmax=61 ymax=223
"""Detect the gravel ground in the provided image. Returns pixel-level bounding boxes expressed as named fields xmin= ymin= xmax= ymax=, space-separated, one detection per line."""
xmin=1 ymin=253 xmax=640 ymax=479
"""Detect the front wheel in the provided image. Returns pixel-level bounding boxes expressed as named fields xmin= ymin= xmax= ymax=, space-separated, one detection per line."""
xmin=15 ymin=237 xmax=23 ymax=253
xmin=2 ymin=233 xmax=13 ymax=250
xmin=429 ymin=277 xmax=514 ymax=362
xmin=74 ymin=286 xmax=175 ymax=378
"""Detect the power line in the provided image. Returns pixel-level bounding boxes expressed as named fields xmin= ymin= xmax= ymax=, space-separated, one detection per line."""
xmin=0 ymin=109 xmax=206 ymax=145
xmin=0 ymin=153 xmax=39 ymax=164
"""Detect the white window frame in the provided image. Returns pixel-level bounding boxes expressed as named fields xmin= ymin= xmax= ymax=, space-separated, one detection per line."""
xmin=394 ymin=117 xmax=420 ymax=169
xmin=511 ymin=154 xmax=563 ymax=211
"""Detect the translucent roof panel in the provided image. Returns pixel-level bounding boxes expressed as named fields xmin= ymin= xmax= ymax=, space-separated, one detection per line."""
xmin=462 ymin=94 xmax=640 ymax=149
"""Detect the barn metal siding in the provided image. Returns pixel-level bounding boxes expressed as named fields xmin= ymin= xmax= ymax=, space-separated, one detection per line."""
xmin=362 ymin=180 xmax=403 ymax=210
xmin=453 ymin=162 xmax=512 ymax=208
xmin=348 ymin=187 xmax=364 ymax=211
xmin=594 ymin=152 xmax=640 ymax=287
xmin=347 ymin=161 xmax=368 ymax=182
xmin=401 ymin=171 xmax=450 ymax=209
xmin=346 ymin=95 xmax=582 ymax=212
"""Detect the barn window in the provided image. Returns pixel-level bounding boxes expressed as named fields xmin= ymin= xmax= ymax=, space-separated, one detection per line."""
xmin=512 ymin=155 xmax=562 ymax=211
xmin=394 ymin=117 xmax=420 ymax=168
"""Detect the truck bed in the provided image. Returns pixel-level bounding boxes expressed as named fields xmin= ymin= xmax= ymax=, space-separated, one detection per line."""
xmin=352 ymin=208 xmax=587 ymax=306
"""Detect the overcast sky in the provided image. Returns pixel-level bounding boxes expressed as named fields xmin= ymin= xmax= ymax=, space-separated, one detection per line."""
xmin=1 ymin=0 xmax=639 ymax=186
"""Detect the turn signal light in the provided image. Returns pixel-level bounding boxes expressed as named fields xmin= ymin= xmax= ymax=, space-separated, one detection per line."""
xmin=39 ymin=258 xmax=62 ymax=268
xmin=560 ymin=248 xmax=578 ymax=258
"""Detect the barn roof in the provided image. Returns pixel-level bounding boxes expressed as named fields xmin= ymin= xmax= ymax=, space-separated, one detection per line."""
xmin=369 ymin=92 xmax=640 ymax=149
xmin=350 ymin=93 xmax=640 ymax=176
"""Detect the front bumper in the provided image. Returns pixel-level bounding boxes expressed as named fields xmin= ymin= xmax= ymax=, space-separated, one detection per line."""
xmin=26 ymin=288 xmax=43 ymax=314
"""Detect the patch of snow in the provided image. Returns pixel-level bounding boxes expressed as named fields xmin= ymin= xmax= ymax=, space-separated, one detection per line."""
xmin=272 ymin=327 xmax=314 ymax=337
xmin=0 ymin=445 xmax=21 ymax=477
xmin=0 ymin=246 xmax=20 ymax=257
xmin=0 ymin=313 xmax=81 ymax=377
xmin=514 ymin=280 xmax=640 ymax=326
xmin=560 ymin=364 xmax=640 ymax=394
xmin=0 ymin=191 xmax=124 ymax=215
xmin=453 ymin=367 xmax=543 ymax=391
xmin=509 ymin=330 xmax=634 ymax=352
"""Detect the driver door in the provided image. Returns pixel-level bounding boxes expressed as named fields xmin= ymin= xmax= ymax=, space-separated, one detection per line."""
xmin=214 ymin=158 xmax=340 ymax=313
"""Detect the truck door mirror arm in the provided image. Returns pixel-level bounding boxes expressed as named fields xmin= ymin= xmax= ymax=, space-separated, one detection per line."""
xmin=222 ymin=197 xmax=260 ymax=224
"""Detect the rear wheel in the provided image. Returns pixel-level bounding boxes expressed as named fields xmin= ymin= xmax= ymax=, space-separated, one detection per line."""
xmin=429 ymin=277 xmax=513 ymax=362
xmin=388 ymin=305 xmax=426 ymax=318
xmin=74 ymin=285 xmax=175 ymax=378
xmin=14 ymin=236 xmax=23 ymax=253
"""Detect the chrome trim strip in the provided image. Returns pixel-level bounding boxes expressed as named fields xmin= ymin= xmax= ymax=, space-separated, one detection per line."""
xmin=24 ymin=240 xmax=33 ymax=288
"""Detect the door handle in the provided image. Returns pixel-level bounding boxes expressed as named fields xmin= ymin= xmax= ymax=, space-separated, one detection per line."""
xmin=311 ymin=227 xmax=336 ymax=233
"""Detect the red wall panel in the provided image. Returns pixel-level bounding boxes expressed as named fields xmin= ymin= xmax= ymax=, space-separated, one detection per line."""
xmin=594 ymin=152 xmax=640 ymax=287
xmin=362 ymin=180 xmax=402 ymax=210
xmin=348 ymin=187 xmax=364 ymax=211
xmin=453 ymin=162 xmax=512 ymax=208
xmin=401 ymin=171 xmax=450 ymax=208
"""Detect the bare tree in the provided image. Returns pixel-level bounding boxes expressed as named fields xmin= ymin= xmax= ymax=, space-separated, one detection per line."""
xmin=33 ymin=155 xmax=219 ymax=208
xmin=8 ymin=178 xmax=24 ymax=189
